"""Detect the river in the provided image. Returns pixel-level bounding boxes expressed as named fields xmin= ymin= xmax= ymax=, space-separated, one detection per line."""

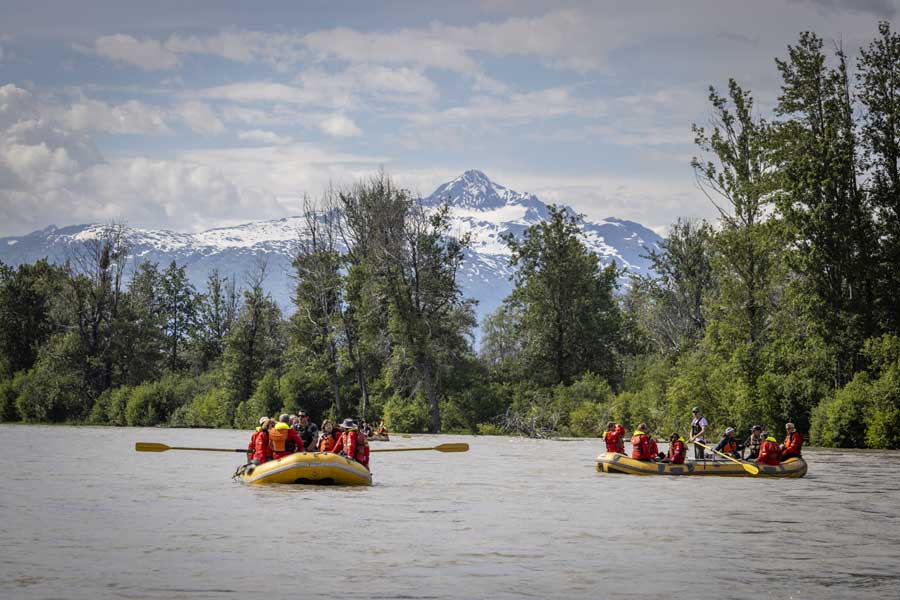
xmin=1 ymin=425 xmax=899 ymax=599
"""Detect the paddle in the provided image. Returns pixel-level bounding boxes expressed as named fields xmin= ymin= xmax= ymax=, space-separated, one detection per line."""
xmin=370 ymin=443 xmax=469 ymax=453
xmin=692 ymin=440 xmax=759 ymax=475
xmin=135 ymin=442 xmax=245 ymax=453
xmin=135 ymin=441 xmax=469 ymax=454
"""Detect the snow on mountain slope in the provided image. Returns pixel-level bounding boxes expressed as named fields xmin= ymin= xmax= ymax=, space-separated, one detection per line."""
xmin=0 ymin=170 xmax=663 ymax=340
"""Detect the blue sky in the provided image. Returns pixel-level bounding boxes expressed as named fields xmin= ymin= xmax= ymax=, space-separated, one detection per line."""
xmin=1 ymin=0 xmax=897 ymax=236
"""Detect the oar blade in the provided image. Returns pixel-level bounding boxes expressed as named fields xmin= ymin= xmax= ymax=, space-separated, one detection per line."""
xmin=743 ymin=463 xmax=760 ymax=475
xmin=434 ymin=443 xmax=469 ymax=453
xmin=135 ymin=442 xmax=170 ymax=453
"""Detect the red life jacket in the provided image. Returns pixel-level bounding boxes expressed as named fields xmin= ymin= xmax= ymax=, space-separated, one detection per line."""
xmin=648 ymin=438 xmax=659 ymax=459
xmin=758 ymin=439 xmax=781 ymax=465
xmin=631 ymin=431 xmax=652 ymax=460
xmin=603 ymin=429 xmax=620 ymax=453
xmin=253 ymin=430 xmax=271 ymax=463
xmin=670 ymin=439 xmax=686 ymax=464
xmin=345 ymin=430 xmax=370 ymax=467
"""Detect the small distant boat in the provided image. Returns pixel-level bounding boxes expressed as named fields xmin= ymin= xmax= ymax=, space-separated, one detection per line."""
xmin=236 ymin=452 xmax=372 ymax=486
xmin=368 ymin=433 xmax=390 ymax=442
xmin=595 ymin=452 xmax=807 ymax=478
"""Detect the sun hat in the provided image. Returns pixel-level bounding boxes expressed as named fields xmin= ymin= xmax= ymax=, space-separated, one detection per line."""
xmin=259 ymin=416 xmax=269 ymax=425
xmin=691 ymin=406 xmax=701 ymax=413
xmin=339 ymin=418 xmax=357 ymax=429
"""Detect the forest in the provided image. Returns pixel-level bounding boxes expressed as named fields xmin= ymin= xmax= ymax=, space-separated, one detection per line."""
xmin=2 ymin=24 xmax=900 ymax=449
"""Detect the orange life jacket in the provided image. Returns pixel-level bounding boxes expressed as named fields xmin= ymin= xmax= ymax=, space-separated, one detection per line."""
xmin=318 ymin=433 xmax=335 ymax=453
xmin=721 ymin=439 xmax=738 ymax=454
xmin=269 ymin=423 xmax=296 ymax=453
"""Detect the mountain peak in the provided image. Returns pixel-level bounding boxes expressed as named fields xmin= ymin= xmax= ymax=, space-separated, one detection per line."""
xmin=425 ymin=170 xmax=542 ymax=213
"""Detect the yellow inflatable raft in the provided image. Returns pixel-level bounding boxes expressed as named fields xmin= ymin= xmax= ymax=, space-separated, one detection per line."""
xmin=237 ymin=452 xmax=372 ymax=486
xmin=595 ymin=452 xmax=807 ymax=478
xmin=368 ymin=434 xmax=390 ymax=442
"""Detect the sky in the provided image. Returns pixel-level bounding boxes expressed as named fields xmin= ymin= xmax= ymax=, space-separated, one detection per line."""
xmin=0 ymin=0 xmax=897 ymax=237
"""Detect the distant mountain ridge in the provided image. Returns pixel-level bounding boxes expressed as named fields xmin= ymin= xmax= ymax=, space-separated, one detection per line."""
xmin=0 ymin=170 xmax=663 ymax=339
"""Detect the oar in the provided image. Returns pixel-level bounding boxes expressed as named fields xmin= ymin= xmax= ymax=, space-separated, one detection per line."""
xmin=135 ymin=442 xmax=245 ymax=453
xmin=692 ymin=440 xmax=759 ymax=475
xmin=370 ymin=443 xmax=469 ymax=453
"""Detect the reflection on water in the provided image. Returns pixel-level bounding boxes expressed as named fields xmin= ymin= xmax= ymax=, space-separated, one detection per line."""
xmin=1 ymin=425 xmax=899 ymax=599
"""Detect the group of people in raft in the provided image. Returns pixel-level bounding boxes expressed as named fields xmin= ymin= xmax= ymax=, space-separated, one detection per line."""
xmin=601 ymin=406 xmax=803 ymax=466
xmin=247 ymin=411 xmax=388 ymax=471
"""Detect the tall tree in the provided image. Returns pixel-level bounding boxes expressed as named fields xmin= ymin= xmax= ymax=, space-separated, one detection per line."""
xmin=193 ymin=269 xmax=239 ymax=372
xmin=223 ymin=260 xmax=285 ymax=406
xmin=504 ymin=205 xmax=621 ymax=386
xmin=159 ymin=261 xmax=197 ymax=372
xmin=692 ymin=80 xmax=782 ymax=382
xmin=0 ymin=260 xmax=62 ymax=379
xmin=291 ymin=196 xmax=345 ymax=416
xmin=634 ymin=218 xmax=716 ymax=356
xmin=857 ymin=21 xmax=900 ymax=333
xmin=773 ymin=32 xmax=877 ymax=385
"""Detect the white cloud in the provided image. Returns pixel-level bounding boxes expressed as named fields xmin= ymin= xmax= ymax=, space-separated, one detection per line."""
xmin=237 ymin=129 xmax=292 ymax=145
xmin=176 ymin=101 xmax=225 ymax=134
xmin=55 ymin=98 xmax=171 ymax=134
xmin=0 ymin=84 xmax=387 ymax=236
xmin=93 ymin=34 xmax=180 ymax=70
xmin=318 ymin=114 xmax=361 ymax=137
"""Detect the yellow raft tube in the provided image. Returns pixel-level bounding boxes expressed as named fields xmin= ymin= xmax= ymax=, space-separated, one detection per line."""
xmin=237 ymin=452 xmax=372 ymax=486
xmin=595 ymin=452 xmax=807 ymax=478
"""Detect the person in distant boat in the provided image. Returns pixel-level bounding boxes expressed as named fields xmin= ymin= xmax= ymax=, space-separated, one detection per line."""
xmin=295 ymin=411 xmax=318 ymax=450
xmin=781 ymin=422 xmax=803 ymax=460
xmin=375 ymin=422 xmax=389 ymax=436
xmin=630 ymin=423 xmax=653 ymax=461
xmin=269 ymin=414 xmax=305 ymax=460
xmin=661 ymin=432 xmax=686 ymax=464
xmin=742 ymin=425 xmax=763 ymax=460
xmin=317 ymin=420 xmax=340 ymax=452
xmin=647 ymin=431 xmax=661 ymax=461
xmin=360 ymin=421 xmax=373 ymax=436
xmin=253 ymin=418 xmax=276 ymax=464
xmin=757 ymin=433 xmax=782 ymax=466
xmin=247 ymin=416 xmax=268 ymax=462
xmin=602 ymin=421 xmax=626 ymax=454
xmin=689 ymin=406 xmax=708 ymax=459
xmin=331 ymin=418 xmax=370 ymax=469
xmin=714 ymin=427 xmax=741 ymax=459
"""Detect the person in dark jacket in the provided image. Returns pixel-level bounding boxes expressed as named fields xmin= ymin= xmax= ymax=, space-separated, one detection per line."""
xmin=714 ymin=427 xmax=742 ymax=458
xmin=742 ymin=425 xmax=763 ymax=460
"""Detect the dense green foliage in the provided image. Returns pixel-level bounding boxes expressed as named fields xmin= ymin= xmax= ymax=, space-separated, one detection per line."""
xmin=2 ymin=24 xmax=900 ymax=448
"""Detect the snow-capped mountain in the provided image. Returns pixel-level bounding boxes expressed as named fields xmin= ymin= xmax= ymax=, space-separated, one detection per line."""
xmin=0 ymin=170 xmax=663 ymax=340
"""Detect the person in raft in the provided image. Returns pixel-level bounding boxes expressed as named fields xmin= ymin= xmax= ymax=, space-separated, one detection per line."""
xmin=688 ymin=406 xmax=708 ymax=459
xmin=252 ymin=418 xmax=276 ymax=464
xmin=661 ymin=432 xmax=687 ymax=464
xmin=757 ymin=432 xmax=782 ymax=466
xmin=247 ymin=416 xmax=268 ymax=462
xmin=331 ymin=418 xmax=370 ymax=470
xmin=647 ymin=431 xmax=662 ymax=461
xmin=317 ymin=420 xmax=340 ymax=452
xmin=602 ymin=421 xmax=626 ymax=454
xmin=781 ymin=422 xmax=803 ymax=460
xmin=714 ymin=427 xmax=742 ymax=459
xmin=742 ymin=425 xmax=763 ymax=460
xmin=360 ymin=421 xmax=374 ymax=436
xmin=630 ymin=423 xmax=653 ymax=461
xmin=295 ymin=411 xmax=318 ymax=451
xmin=269 ymin=414 xmax=305 ymax=460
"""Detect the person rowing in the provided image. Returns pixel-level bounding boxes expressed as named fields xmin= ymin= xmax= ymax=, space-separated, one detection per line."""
xmin=714 ymin=427 xmax=741 ymax=459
